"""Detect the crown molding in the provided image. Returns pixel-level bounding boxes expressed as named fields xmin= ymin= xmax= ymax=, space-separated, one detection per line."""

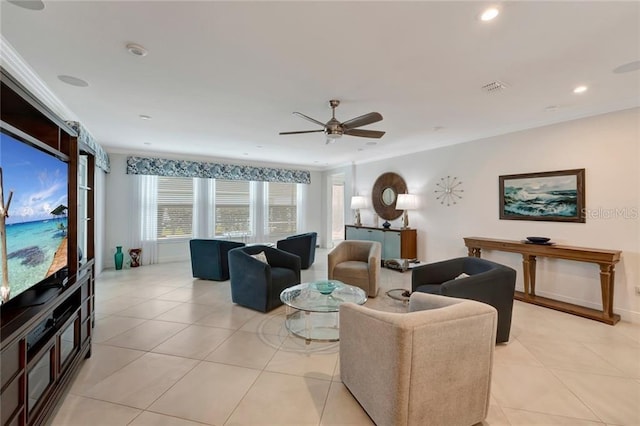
xmin=1 ymin=35 xmax=78 ymax=121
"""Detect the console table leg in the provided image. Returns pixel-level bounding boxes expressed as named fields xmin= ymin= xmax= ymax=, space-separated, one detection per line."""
xmin=522 ymin=255 xmax=537 ymax=296
xmin=599 ymin=264 xmax=615 ymax=319
xmin=468 ymin=247 xmax=481 ymax=258
xmin=522 ymin=254 xmax=531 ymax=297
xmin=530 ymin=256 xmax=537 ymax=296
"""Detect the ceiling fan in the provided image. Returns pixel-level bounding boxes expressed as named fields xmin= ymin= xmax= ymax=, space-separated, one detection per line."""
xmin=279 ymin=100 xmax=385 ymax=144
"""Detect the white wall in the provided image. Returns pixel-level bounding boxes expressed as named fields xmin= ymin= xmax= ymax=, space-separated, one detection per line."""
xmin=306 ymin=170 xmax=324 ymax=246
xmin=325 ymin=108 xmax=640 ymax=321
xmin=103 ymin=153 xmax=324 ymax=267
xmin=94 ymin=165 xmax=107 ymax=275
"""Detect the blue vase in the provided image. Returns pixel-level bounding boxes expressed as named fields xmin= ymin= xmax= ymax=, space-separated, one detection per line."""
xmin=114 ymin=246 xmax=124 ymax=270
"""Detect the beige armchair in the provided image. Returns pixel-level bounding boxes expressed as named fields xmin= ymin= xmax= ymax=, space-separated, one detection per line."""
xmin=328 ymin=240 xmax=381 ymax=297
xmin=340 ymin=292 xmax=497 ymax=426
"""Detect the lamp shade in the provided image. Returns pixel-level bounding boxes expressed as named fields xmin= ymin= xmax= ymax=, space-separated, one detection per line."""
xmin=396 ymin=194 xmax=419 ymax=210
xmin=350 ymin=196 xmax=368 ymax=210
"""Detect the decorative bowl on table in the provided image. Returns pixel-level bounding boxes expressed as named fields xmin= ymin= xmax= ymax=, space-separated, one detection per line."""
xmin=526 ymin=236 xmax=551 ymax=244
xmin=313 ymin=280 xmax=341 ymax=295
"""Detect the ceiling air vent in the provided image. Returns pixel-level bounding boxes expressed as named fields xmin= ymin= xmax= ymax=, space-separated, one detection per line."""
xmin=481 ymin=80 xmax=508 ymax=93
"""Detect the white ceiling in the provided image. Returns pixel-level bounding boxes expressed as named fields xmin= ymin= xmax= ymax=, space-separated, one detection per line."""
xmin=1 ymin=1 xmax=639 ymax=170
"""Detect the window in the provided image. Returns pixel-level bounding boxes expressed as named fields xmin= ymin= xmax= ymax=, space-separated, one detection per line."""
xmin=266 ymin=182 xmax=297 ymax=237
xmin=215 ymin=180 xmax=252 ymax=237
xmin=152 ymin=177 xmax=297 ymax=241
xmin=156 ymin=177 xmax=194 ymax=239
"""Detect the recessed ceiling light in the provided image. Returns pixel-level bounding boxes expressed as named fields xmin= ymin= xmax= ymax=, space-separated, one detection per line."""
xmin=613 ymin=60 xmax=640 ymax=74
xmin=365 ymin=141 xmax=377 ymax=146
xmin=7 ymin=0 xmax=44 ymax=11
xmin=544 ymin=105 xmax=559 ymax=112
xmin=243 ymin=153 xmax=249 ymax=156
xmin=357 ymin=148 xmax=364 ymax=152
xmin=126 ymin=43 xmax=148 ymax=57
xmin=139 ymin=114 xmax=152 ymax=120
xmin=256 ymin=145 xmax=263 ymax=148
xmin=57 ymin=75 xmax=89 ymax=87
xmin=433 ymin=126 xmax=445 ymax=132
xmin=143 ymin=142 xmax=151 ymax=145
xmin=573 ymin=85 xmax=588 ymax=94
xmin=480 ymin=7 xmax=499 ymax=21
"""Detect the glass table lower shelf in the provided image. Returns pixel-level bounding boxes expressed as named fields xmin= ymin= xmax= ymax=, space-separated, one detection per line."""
xmin=284 ymin=310 xmax=340 ymax=343
xmin=280 ymin=280 xmax=367 ymax=344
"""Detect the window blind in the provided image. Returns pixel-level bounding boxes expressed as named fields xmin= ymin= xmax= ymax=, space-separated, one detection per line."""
xmin=156 ymin=176 xmax=194 ymax=238
xmin=215 ymin=180 xmax=252 ymax=237
xmin=266 ymin=182 xmax=297 ymax=237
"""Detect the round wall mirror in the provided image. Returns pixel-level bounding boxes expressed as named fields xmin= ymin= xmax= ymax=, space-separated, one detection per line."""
xmin=371 ymin=172 xmax=408 ymax=221
xmin=381 ymin=187 xmax=396 ymax=206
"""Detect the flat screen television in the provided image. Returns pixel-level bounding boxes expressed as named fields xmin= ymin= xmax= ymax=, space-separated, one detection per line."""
xmin=0 ymin=123 xmax=69 ymax=306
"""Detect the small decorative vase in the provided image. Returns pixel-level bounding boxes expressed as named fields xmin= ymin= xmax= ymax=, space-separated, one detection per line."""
xmin=129 ymin=248 xmax=142 ymax=267
xmin=114 ymin=246 xmax=124 ymax=270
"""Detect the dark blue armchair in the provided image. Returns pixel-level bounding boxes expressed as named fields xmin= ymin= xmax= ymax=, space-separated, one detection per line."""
xmin=276 ymin=232 xmax=317 ymax=269
xmin=228 ymin=245 xmax=301 ymax=312
xmin=189 ymin=239 xmax=245 ymax=281
xmin=412 ymin=257 xmax=516 ymax=343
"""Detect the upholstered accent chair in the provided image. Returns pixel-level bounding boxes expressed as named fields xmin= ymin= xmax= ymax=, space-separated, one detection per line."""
xmin=276 ymin=232 xmax=317 ymax=269
xmin=412 ymin=256 xmax=516 ymax=343
xmin=328 ymin=240 xmax=381 ymax=297
xmin=228 ymin=245 xmax=301 ymax=312
xmin=340 ymin=292 xmax=497 ymax=426
xmin=189 ymin=239 xmax=245 ymax=281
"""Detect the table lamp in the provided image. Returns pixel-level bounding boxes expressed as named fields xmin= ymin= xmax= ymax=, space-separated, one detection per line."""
xmin=350 ymin=196 xmax=367 ymax=227
xmin=396 ymin=193 xmax=419 ymax=229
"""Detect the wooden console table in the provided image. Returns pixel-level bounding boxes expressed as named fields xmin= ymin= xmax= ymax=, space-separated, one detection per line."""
xmin=464 ymin=237 xmax=622 ymax=325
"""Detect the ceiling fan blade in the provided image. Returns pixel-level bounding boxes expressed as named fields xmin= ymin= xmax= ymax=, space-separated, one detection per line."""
xmin=279 ymin=130 xmax=325 ymax=135
xmin=293 ymin=112 xmax=326 ymax=128
xmin=341 ymin=112 xmax=383 ymax=129
xmin=344 ymin=128 xmax=386 ymax=138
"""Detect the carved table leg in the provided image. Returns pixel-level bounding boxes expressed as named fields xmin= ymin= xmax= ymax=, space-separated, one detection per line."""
xmin=522 ymin=254 xmax=537 ymax=297
xmin=468 ymin=247 xmax=481 ymax=258
xmin=522 ymin=255 xmax=530 ymax=296
xmin=530 ymin=256 xmax=537 ymax=296
xmin=599 ymin=263 xmax=615 ymax=319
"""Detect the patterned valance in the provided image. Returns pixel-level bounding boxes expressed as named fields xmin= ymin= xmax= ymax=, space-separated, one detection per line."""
xmin=66 ymin=121 xmax=111 ymax=172
xmin=126 ymin=156 xmax=311 ymax=184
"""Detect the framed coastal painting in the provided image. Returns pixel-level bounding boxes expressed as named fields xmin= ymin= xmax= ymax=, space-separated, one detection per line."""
xmin=499 ymin=169 xmax=585 ymax=223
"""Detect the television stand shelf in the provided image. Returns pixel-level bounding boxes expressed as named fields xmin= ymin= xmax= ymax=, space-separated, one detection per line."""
xmin=1 ymin=69 xmax=96 ymax=426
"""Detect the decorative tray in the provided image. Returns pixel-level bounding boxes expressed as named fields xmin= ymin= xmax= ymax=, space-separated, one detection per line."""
xmin=522 ymin=240 xmax=555 ymax=245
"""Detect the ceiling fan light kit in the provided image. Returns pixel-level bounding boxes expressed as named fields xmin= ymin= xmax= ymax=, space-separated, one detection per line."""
xmin=280 ymin=99 xmax=385 ymax=144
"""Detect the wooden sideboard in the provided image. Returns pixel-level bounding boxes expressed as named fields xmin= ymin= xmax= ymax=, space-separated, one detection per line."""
xmin=345 ymin=225 xmax=417 ymax=260
xmin=463 ymin=237 xmax=622 ymax=325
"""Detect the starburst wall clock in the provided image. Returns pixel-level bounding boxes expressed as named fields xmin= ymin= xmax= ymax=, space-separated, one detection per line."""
xmin=435 ymin=176 xmax=464 ymax=206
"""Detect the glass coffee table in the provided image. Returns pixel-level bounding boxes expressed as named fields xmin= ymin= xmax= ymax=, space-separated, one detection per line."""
xmin=280 ymin=280 xmax=367 ymax=344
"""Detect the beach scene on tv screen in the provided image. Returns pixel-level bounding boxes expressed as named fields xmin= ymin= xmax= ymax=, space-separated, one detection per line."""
xmin=1 ymin=133 xmax=68 ymax=303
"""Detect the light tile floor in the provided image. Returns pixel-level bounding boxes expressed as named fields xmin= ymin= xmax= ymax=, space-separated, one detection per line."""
xmin=51 ymin=250 xmax=640 ymax=425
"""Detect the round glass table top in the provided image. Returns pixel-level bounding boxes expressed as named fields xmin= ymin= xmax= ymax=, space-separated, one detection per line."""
xmin=280 ymin=280 xmax=367 ymax=313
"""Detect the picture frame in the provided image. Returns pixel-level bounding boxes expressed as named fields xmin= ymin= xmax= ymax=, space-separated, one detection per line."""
xmin=499 ymin=169 xmax=585 ymax=223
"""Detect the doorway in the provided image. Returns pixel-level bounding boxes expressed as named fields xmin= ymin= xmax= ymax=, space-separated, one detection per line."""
xmin=330 ymin=174 xmax=345 ymax=248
